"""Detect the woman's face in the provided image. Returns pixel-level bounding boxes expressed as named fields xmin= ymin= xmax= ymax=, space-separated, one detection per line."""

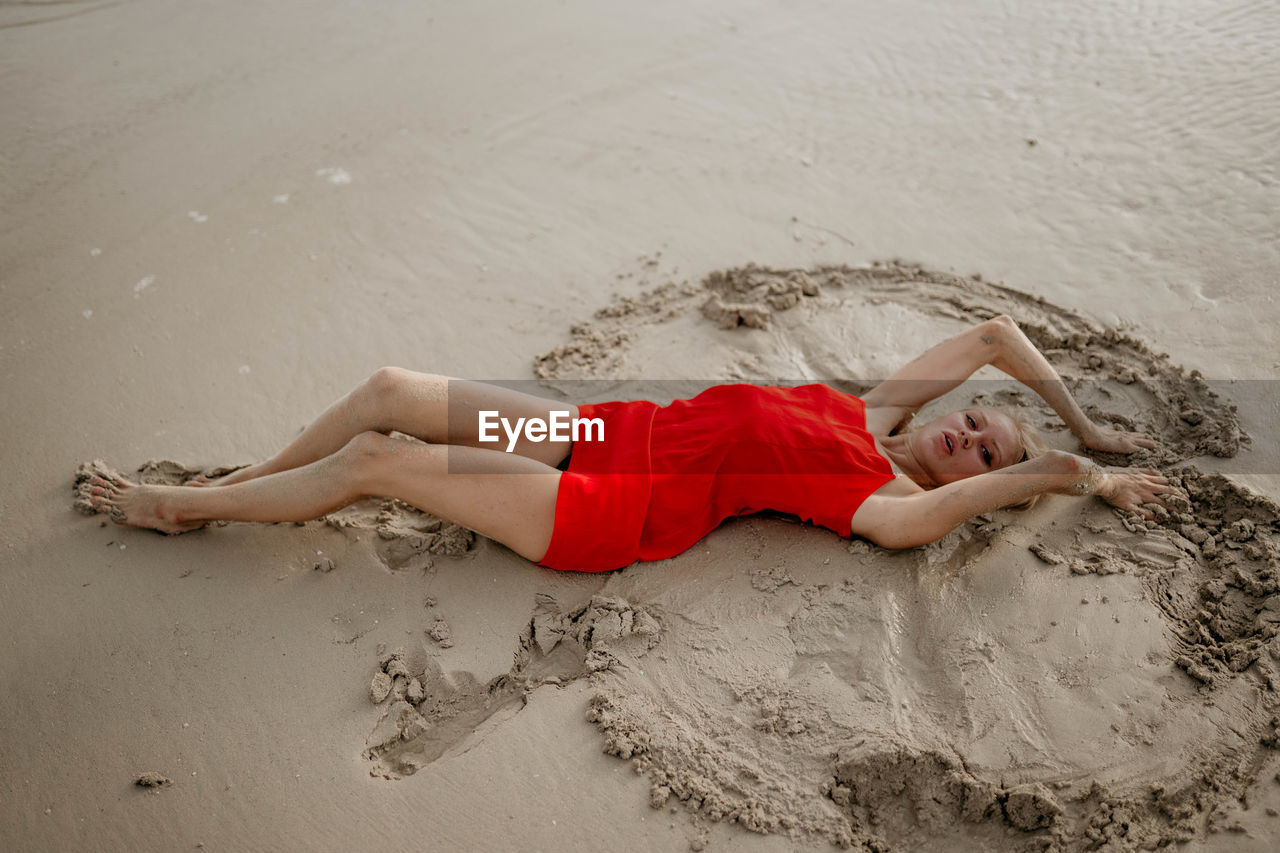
xmin=911 ymin=408 xmax=1023 ymax=485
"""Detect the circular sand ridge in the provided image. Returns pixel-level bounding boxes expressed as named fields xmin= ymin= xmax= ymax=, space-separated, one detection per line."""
xmin=527 ymin=263 xmax=1279 ymax=850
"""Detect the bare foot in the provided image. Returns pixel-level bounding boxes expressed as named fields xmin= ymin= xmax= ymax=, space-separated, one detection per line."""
xmin=76 ymin=472 xmax=204 ymax=535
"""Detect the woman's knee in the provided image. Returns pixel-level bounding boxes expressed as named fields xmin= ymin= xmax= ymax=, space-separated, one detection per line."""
xmin=361 ymin=366 xmax=426 ymax=402
xmin=374 ymin=367 xmax=451 ymax=405
xmin=336 ymin=431 xmax=442 ymax=491
xmin=354 ymin=368 xmax=448 ymax=430
xmin=335 ymin=430 xmax=399 ymax=476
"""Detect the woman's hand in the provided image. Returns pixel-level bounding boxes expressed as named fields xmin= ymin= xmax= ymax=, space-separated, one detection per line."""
xmin=1082 ymin=424 xmax=1158 ymax=454
xmin=1096 ymin=467 xmax=1183 ymax=520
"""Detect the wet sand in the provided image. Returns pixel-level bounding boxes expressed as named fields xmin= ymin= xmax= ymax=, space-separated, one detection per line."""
xmin=3 ymin=1 xmax=1279 ymax=850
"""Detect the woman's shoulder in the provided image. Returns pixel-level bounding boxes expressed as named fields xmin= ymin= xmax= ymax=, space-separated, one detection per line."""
xmin=847 ymin=474 xmax=926 ymax=547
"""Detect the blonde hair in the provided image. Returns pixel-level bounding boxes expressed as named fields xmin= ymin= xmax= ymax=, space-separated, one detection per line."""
xmin=997 ymin=406 xmax=1050 ymax=511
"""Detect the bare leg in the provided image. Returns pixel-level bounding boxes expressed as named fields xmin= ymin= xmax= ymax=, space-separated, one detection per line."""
xmin=201 ymin=368 xmax=577 ymax=486
xmin=87 ymin=432 xmax=561 ymax=563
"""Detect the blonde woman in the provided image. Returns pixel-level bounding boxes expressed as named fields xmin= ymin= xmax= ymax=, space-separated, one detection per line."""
xmin=80 ymin=315 xmax=1176 ymax=570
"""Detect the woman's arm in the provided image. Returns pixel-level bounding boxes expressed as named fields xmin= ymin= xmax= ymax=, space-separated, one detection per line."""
xmin=861 ymin=315 xmax=1155 ymax=452
xmin=983 ymin=317 xmax=1155 ymax=452
xmin=849 ymin=450 xmax=1176 ymax=549
xmin=860 ymin=316 xmax=1007 ymax=415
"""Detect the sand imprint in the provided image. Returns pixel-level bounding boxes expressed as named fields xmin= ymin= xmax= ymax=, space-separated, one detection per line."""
xmin=521 ymin=263 xmax=1278 ymax=850
xmin=363 ymin=594 xmax=662 ymax=779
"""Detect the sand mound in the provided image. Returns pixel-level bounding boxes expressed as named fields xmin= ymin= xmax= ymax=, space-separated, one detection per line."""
xmin=364 ymin=594 xmax=661 ymax=779
xmin=324 ymin=498 xmax=475 ymax=570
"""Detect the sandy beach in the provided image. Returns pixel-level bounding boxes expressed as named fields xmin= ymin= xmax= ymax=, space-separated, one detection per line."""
xmin=4 ymin=1 xmax=1280 ymax=850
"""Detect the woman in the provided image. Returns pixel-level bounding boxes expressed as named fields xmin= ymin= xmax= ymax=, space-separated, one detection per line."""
xmin=80 ymin=315 xmax=1178 ymax=569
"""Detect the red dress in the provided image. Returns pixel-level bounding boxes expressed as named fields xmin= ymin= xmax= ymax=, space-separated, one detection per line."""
xmin=536 ymin=383 xmax=896 ymax=572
